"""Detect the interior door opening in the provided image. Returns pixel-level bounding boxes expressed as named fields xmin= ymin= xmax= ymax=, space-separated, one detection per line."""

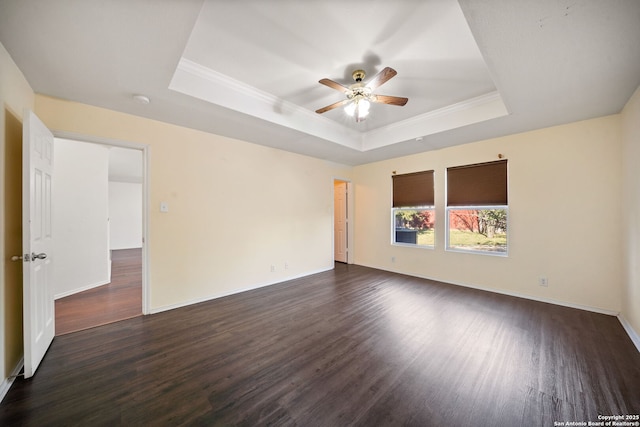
xmin=51 ymin=135 xmax=149 ymax=335
xmin=334 ymin=179 xmax=350 ymax=264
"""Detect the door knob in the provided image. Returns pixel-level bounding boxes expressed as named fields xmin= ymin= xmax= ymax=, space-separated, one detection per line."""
xmin=31 ymin=252 xmax=47 ymax=260
xmin=11 ymin=255 xmax=24 ymax=262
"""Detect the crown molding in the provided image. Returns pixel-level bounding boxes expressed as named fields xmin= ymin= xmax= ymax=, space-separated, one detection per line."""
xmin=170 ymin=58 xmax=507 ymax=153
xmin=363 ymin=91 xmax=509 ymax=150
xmin=170 ymin=58 xmax=364 ymax=151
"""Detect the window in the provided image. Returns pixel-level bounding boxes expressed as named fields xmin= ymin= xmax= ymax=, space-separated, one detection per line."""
xmin=446 ymin=160 xmax=508 ymax=254
xmin=392 ymin=170 xmax=435 ymax=247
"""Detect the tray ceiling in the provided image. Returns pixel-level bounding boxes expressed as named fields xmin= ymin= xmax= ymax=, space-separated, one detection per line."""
xmin=0 ymin=0 xmax=638 ymax=165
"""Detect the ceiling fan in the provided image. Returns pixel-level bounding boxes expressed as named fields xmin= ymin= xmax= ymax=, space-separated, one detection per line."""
xmin=315 ymin=67 xmax=408 ymax=122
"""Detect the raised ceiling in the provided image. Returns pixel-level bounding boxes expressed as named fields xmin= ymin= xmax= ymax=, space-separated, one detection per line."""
xmin=1 ymin=0 xmax=639 ymax=165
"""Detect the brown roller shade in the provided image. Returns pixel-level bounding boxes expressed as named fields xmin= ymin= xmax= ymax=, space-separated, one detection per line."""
xmin=447 ymin=160 xmax=507 ymax=206
xmin=392 ymin=170 xmax=434 ymax=207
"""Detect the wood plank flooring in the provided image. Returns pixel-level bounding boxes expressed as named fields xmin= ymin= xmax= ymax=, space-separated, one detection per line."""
xmin=55 ymin=248 xmax=142 ymax=335
xmin=2 ymin=263 xmax=639 ymax=426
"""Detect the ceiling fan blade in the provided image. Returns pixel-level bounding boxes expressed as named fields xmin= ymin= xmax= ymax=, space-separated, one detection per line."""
xmin=366 ymin=67 xmax=397 ymax=90
xmin=316 ymin=99 xmax=350 ymax=114
xmin=319 ymin=78 xmax=350 ymax=94
xmin=373 ymin=95 xmax=408 ymax=106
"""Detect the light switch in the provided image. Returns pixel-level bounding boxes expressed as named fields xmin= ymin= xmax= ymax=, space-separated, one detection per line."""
xmin=160 ymin=202 xmax=169 ymax=213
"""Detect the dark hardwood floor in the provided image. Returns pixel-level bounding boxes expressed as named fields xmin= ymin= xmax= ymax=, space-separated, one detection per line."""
xmin=3 ymin=263 xmax=639 ymax=426
xmin=55 ymin=248 xmax=142 ymax=335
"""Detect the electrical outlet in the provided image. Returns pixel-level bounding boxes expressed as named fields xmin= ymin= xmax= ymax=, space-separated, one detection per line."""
xmin=539 ymin=276 xmax=548 ymax=287
xmin=391 ymin=256 xmax=396 ymax=263
xmin=284 ymin=262 xmax=289 ymax=270
xmin=270 ymin=265 xmax=276 ymax=272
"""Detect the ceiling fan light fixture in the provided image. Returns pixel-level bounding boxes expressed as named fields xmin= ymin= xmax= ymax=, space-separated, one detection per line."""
xmin=344 ymin=101 xmax=357 ymax=116
xmin=316 ymin=67 xmax=408 ymax=120
xmin=344 ymin=98 xmax=370 ymax=121
xmin=355 ymin=99 xmax=370 ymax=121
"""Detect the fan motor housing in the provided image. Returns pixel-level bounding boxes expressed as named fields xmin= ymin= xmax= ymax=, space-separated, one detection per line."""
xmin=352 ymin=69 xmax=366 ymax=82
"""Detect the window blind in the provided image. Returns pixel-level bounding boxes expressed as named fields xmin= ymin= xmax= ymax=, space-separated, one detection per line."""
xmin=392 ymin=170 xmax=434 ymax=207
xmin=447 ymin=160 xmax=507 ymax=206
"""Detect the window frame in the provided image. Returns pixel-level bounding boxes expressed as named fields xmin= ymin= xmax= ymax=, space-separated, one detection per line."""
xmin=445 ymin=205 xmax=509 ymax=256
xmin=445 ymin=160 xmax=509 ymax=256
xmin=391 ymin=170 xmax=435 ymax=249
xmin=391 ymin=206 xmax=436 ymax=249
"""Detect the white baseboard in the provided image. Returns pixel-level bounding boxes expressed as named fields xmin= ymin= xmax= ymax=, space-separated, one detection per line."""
xmin=363 ymin=263 xmax=620 ymax=315
xmin=360 ymin=263 xmax=640 ymax=351
xmin=0 ymin=357 xmax=23 ymax=404
xmin=150 ymin=266 xmax=334 ymax=315
xmin=618 ymin=314 xmax=640 ymax=353
xmin=443 ymin=278 xmax=619 ymax=316
xmin=54 ymin=279 xmax=110 ymax=300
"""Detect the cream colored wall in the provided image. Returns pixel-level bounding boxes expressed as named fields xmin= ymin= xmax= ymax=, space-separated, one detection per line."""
xmin=354 ymin=115 xmax=623 ymax=313
xmin=621 ymin=85 xmax=640 ymax=338
xmin=34 ymin=95 xmax=352 ymax=311
xmin=0 ymin=43 xmax=35 ymax=384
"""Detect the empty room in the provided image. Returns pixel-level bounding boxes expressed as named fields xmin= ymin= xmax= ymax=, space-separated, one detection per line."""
xmin=1 ymin=1 xmax=639 ymax=425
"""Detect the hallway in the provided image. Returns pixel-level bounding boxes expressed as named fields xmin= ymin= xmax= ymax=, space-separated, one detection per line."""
xmin=55 ymin=248 xmax=142 ymax=335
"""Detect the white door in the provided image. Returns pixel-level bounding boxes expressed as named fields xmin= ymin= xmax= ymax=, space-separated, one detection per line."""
xmin=22 ymin=110 xmax=55 ymax=378
xmin=334 ymin=181 xmax=348 ymax=263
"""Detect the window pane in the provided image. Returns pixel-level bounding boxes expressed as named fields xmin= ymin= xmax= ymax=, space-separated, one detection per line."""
xmin=394 ymin=208 xmax=435 ymax=247
xmin=447 ymin=208 xmax=507 ymax=253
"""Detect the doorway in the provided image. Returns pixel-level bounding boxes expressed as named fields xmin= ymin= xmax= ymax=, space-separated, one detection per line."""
xmin=54 ymin=248 xmax=142 ymax=334
xmin=334 ymin=179 xmax=351 ymax=264
xmin=51 ymin=134 xmax=149 ymax=335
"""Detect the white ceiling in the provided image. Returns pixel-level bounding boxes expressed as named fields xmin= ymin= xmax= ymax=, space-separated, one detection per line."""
xmin=1 ymin=0 xmax=639 ymax=165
